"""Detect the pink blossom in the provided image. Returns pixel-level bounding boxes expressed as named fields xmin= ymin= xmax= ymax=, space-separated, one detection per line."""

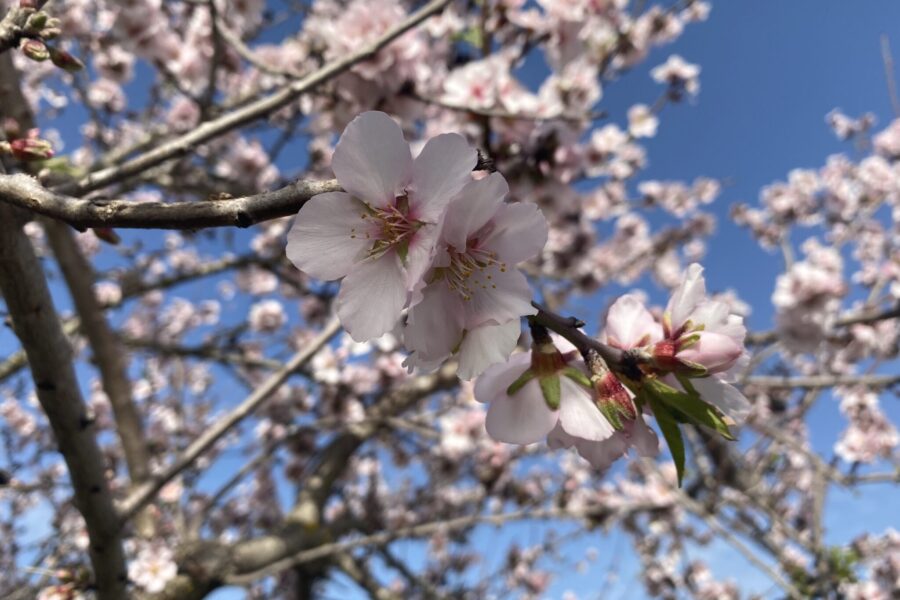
xmin=651 ymin=54 xmax=701 ymax=96
xmin=404 ymin=173 xmax=548 ymax=378
xmin=287 ymin=111 xmax=477 ymax=341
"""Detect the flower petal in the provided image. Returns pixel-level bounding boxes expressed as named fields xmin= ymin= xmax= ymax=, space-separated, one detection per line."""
xmin=666 ymin=263 xmax=706 ymax=334
xmin=481 ymin=202 xmax=549 ymax=264
xmin=627 ymin=416 xmax=660 ymax=457
xmin=405 ymin=283 xmax=465 ymax=364
xmin=441 ymin=174 xmax=508 ymax=250
xmin=332 ymin=112 xmax=412 ymax=208
xmin=457 ymin=319 xmax=521 ymax=380
xmin=574 ymin=435 xmax=629 ymax=471
xmin=604 ymin=294 xmax=663 ymax=350
xmin=412 ymin=133 xmax=477 ymax=221
xmin=463 ymin=267 xmax=536 ymax=328
xmin=337 ymin=251 xmax=407 ymax=342
xmin=485 ymin=379 xmax=558 ymax=445
xmin=286 ymin=192 xmax=371 ymax=281
xmin=558 ymin=375 xmax=615 ymax=441
xmin=689 ymin=377 xmax=751 ymax=422
xmin=473 ymin=352 xmax=531 ymax=404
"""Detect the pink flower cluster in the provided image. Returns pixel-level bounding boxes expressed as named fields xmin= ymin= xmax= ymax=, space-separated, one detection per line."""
xmin=287 ymin=112 xmax=548 ymax=378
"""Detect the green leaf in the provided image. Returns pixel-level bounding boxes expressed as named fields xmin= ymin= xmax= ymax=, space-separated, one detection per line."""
xmin=646 ymin=393 xmax=686 ymax=487
xmin=539 ymin=375 xmax=561 ymax=410
xmin=506 ymin=369 xmax=536 ymax=396
xmin=646 ymin=378 xmax=735 ymax=441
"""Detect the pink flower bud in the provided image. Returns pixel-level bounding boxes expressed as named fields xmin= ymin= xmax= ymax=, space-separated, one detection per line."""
xmin=676 ymin=331 xmax=742 ymax=374
xmin=48 ymin=47 xmax=84 ymax=72
xmin=20 ymin=39 xmax=49 ymax=62
xmin=9 ymin=137 xmax=54 ymax=161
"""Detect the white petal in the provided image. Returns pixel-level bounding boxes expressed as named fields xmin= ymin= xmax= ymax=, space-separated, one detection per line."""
xmin=404 ymin=223 xmax=441 ymax=299
xmin=441 ymin=174 xmax=508 ymax=250
xmin=575 ymin=435 xmax=629 ymax=471
xmin=332 ymin=112 xmax=412 ymax=208
xmin=463 ymin=267 xmax=536 ymax=328
xmin=405 ymin=283 xmax=465 ymax=363
xmin=558 ymin=375 xmax=615 ymax=441
xmin=337 ymin=251 xmax=407 ymax=342
xmin=412 ymin=133 xmax=477 ymax=221
xmin=547 ymin=422 xmax=577 ymax=449
xmin=481 ymin=202 xmax=549 ymax=264
xmin=457 ymin=320 xmax=521 ymax=380
xmin=286 ymin=192 xmax=371 ymax=281
xmin=666 ymin=263 xmax=706 ymax=333
xmin=473 ymin=352 xmax=531 ymax=404
xmin=485 ymin=379 xmax=558 ymax=445
xmin=690 ymin=377 xmax=751 ymax=422
xmin=604 ymin=294 xmax=662 ymax=349
xmin=628 ymin=416 xmax=660 ymax=457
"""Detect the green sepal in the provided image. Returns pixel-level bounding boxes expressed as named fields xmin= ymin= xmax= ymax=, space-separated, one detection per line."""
xmin=539 ymin=375 xmax=561 ymax=410
xmin=562 ymin=367 xmax=591 ymax=389
xmin=506 ymin=369 xmax=536 ymax=396
xmin=647 ymin=377 xmax=734 ymax=441
xmin=646 ymin=392 xmax=686 ymax=487
xmin=597 ymin=399 xmax=624 ymax=431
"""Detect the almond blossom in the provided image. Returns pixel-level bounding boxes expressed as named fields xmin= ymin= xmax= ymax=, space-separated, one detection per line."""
xmin=403 ymin=173 xmax=548 ymax=379
xmin=287 ymin=111 xmax=477 ymax=341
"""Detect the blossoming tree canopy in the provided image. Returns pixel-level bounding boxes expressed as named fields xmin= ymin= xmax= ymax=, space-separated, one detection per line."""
xmin=0 ymin=0 xmax=897 ymax=599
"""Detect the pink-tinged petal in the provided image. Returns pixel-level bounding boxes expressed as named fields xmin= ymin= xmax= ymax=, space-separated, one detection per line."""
xmin=604 ymin=295 xmax=662 ymax=350
xmin=481 ymin=202 xmax=549 ymax=264
xmin=547 ymin=423 xmax=577 ymax=449
xmin=337 ymin=251 xmax=407 ymax=342
xmin=473 ymin=352 xmax=531 ymax=404
xmin=405 ymin=283 xmax=465 ymax=364
xmin=463 ymin=267 xmax=536 ymax=328
xmin=689 ymin=300 xmax=730 ymax=330
xmin=689 ymin=377 xmax=751 ymax=422
xmin=485 ymin=379 xmax=558 ymax=445
xmin=665 ymin=263 xmax=706 ymax=334
xmin=678 ymin=331 xmax=742 ymax=374
xmin=404 ymin=224 xmax=441 ymax=298
xmin=441 ymin=174 xmax=508 ymax=249
xmin=627 ymin=416 xmax=660 ymax=457
xmin=558 ymin=376 xmax=616 ymax=442
xmin=332 ymin=112 xmax=412 ymax=208
xmin=286 ymin=192 xmax=372 ymax=281
xmin=457 ymin=319 xmax=521 ymax=380
xmin=411 ymin=133 xmax=477 ymax=221
xmin=574 ymin=435 xmax=628 ymax=471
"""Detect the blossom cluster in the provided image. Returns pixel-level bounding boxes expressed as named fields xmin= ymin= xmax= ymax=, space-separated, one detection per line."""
xmin=287 ymin=111 xmax=548 ymax=379
xmin=475 ymin=263 xmax=749 ymax=476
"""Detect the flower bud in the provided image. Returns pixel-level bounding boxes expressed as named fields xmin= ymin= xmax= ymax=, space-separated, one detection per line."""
xmin=676 ymin=331 xmax=742 ymax=374
xmin=25 ymin=11 xmax=48 ymax=32
xmin=9 ymin=137 xmax=54 ymax=161
xmin=20 ymin=39 xmax=49 ymax=62
xmin=585 ymin=350 xmax=636 ymax=431
xmin=48 ymin=47 xmax=85 ymax=72
xmin=92 ymin=227 xmax=121 ymax=245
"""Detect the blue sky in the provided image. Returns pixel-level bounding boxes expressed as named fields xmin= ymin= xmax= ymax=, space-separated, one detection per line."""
xmin=3 ymin=1 xmax=900 ymax=598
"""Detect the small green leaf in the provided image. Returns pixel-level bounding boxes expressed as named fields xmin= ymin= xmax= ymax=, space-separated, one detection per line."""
xmin=646 ymin=393 xmax=686 ymax=487
xmin=539 ymin=375 xmax=561 ymax=410
xmin=561 ymin=366 xmax=591 ymax=388
xmin=647 ymin=378 xmax=735 ymax=441
xmin=506 ymin=369 xmax=536 ymax=396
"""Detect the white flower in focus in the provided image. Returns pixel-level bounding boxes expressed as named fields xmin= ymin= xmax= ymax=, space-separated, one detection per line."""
xmin=287 ymin=112 xmax=477 ymax=341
